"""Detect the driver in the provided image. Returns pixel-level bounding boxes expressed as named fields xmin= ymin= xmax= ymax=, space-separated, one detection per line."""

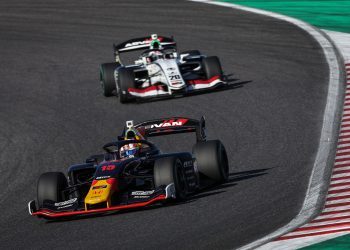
xmin=120 ymin=128 xmax=144 ymax=159
xmin=147 ymin=34 xmax=164 ymax=63
xmin=147 ymin=50 xmax=164 ymax=62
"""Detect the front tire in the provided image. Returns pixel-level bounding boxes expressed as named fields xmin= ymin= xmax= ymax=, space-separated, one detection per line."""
xmin=193 ymin=140 xmax=229 ymax=183
xmin=117 ymin=67 xmax=136 ymax=103
xmin=37 ymin=172 xmax=68 ymax=208
xmin=154 ymin=157 xmax=187 ymax=200
xmin=100 ymin=63 xmax=119 ymax=97
xmin=202 ymin=56 xmax=223 ymax=79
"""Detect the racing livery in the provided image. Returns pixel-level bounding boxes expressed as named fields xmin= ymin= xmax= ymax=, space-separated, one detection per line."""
xmin=28 ymin=117 xmax=229 ymax=219
xmin=100 ymin=34 xmax=227 ymax=103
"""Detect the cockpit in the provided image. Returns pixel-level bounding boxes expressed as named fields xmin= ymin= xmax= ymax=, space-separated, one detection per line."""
xmin=135 ymin=49 xmax=178 ymax=65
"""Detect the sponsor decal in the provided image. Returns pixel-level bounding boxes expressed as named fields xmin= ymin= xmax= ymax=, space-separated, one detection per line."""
xmin=93 ymin=190 xmax=104 ymax=195
xmin=101 ymin=165 xmax=116 ymax=171
xmin=57 ymin=204 xmax=75 ymax=210
xmin=169 ymin=75 xmax=181 ymax=80
xmin=54 ymin=198 xmax=77 ymax=207
xmin=125 ymin=38 xmax=164 ymax=48
xmin=131 ymin=190 xmax=155 ymax=196
xmin=148 ymin=118 xmax=188 ymax=129
xmin=125 ymin=41 xmax=149 ymax=48
xmin=96 ymin=175 xmax=110 ymax=180
xmin=124 ymin=37 xmax=165 ymax=48
xmin=183 ymin=160 xmax=193 ymax=168
xmin=92 ymin=185 xmax=107 ymax=190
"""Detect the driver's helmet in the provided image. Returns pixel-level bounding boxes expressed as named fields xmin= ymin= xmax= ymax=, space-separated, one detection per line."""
xmin=148 ymin=50 xmax=164 ymax=62
xmin=119 ymin=143 xmax=139 ymax=158
xmin=120 ymin=128 xmax=144 ymax=158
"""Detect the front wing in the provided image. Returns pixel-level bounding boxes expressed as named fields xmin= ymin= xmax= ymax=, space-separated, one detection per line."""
xmin=28 ymin=184 xmax=175 ymax=219
xmin=128 ymin=75 xmax=226 ymax=98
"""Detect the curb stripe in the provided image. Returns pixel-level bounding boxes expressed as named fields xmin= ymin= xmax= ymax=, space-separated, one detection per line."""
xmin=327 ymin=191 xmax=350 ymax=198
xmin=332 ymin=167 xmax=350 ymax=173
xmin=334 ymin=162 xmax=350 ymax=168
xmin=326 ymin=195 xmax=350 ymax=201
xmin=317 ymin=211 xmax=350 ymax=220
xmin=331 ymin=176 xmax=350 ymax=182
xmin=295 ymin=222 xmax=350 ymax=232
xmin=279 ymin=228 xmax=350 ymax=241
xmin=313 ymin=215 xmax=350 ymax=223
xmin=328 ymin=188 xmax=350 ymax=195
xmin=263 ymin=60 xmax=348 ymax=248
xmin=325 ymin=202 xmax=350 ymax=209
xmin=322 ymin=207 xmax=350 ymax=215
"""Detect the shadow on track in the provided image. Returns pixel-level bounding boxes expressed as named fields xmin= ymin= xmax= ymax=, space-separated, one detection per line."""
xmin=229 ymin=168 xmax=271 ymax=182
xmin=186 ymin=168 xmax=271 ymax=202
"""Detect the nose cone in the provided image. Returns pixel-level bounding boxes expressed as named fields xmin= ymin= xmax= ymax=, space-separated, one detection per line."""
xmin=84 ymin=178 xmax=117 ymax=209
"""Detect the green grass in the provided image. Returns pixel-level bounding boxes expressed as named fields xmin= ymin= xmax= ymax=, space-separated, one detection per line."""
xmin=221 ymin=0 xmax=350 ymax=32
xmin=301 ymin=233 xmax=350 ymax=249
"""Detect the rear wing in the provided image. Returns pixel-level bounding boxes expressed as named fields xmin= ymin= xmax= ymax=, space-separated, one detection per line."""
xmin=120 ymin=117 xmax=206 ymax=142
xmin=113 ymin=35 xmax=177 ymax=63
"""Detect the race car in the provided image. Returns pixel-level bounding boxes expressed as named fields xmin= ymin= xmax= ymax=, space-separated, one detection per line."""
xmin=28 ymin=117 xmax=229 ymax=219
xmin=99 ymin=34 xmax=227 ymax=103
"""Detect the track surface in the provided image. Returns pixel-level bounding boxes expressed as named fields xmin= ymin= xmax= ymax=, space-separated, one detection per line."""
xmin=0 ymin=0 xmax=330 ymax=249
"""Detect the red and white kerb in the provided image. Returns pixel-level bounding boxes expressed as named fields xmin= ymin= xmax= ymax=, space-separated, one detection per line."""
xmin=276 ymin=63 xmax=350 ymax=241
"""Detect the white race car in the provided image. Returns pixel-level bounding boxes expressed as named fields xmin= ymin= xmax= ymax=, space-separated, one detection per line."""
xmin=100 ymin=34 xmax=226 ymax=103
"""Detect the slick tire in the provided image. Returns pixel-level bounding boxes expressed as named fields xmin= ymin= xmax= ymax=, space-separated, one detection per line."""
xmin=202 ymin=56 xmax=223 ymax=79
xmin=117 ymin=67 xmax=136 ymax=103
xmin=193 ymin=140 xmax=229 ymax=183
xmin=154 ymin=157 xmax=187 ymax=200
xmin=180 ymin=50 xmax=201 ymax=56
xmin=100 ymin=63 xmax=119 ymax=97
xmin=37 ymin=172 xmax=68 ymax=208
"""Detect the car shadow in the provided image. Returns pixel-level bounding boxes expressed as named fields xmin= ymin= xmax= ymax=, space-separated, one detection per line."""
xmin=228 ymin=168 xmax=271 ymax=182
xmin=185 ymin=168 xmax=271 ymax=202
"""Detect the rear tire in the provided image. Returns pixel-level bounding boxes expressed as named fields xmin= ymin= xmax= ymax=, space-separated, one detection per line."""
xmin=37 ymin=172 xmax=68 ymax=208
xmin=202 ymin=56 xmax=223 ymax=79
xmin=100 ymin=63 xmax=119 ymax=97
xmin=154 ymin=157 xmax=187 ymax=200
xmin=117 ymin=67 xmax=136 ymax=103
xmin=193 ymin=140 xmax=229 ymax=183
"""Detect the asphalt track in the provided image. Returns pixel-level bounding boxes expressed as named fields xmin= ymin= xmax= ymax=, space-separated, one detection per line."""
xmin=0 ymin=0 xmax=330 ymax=249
